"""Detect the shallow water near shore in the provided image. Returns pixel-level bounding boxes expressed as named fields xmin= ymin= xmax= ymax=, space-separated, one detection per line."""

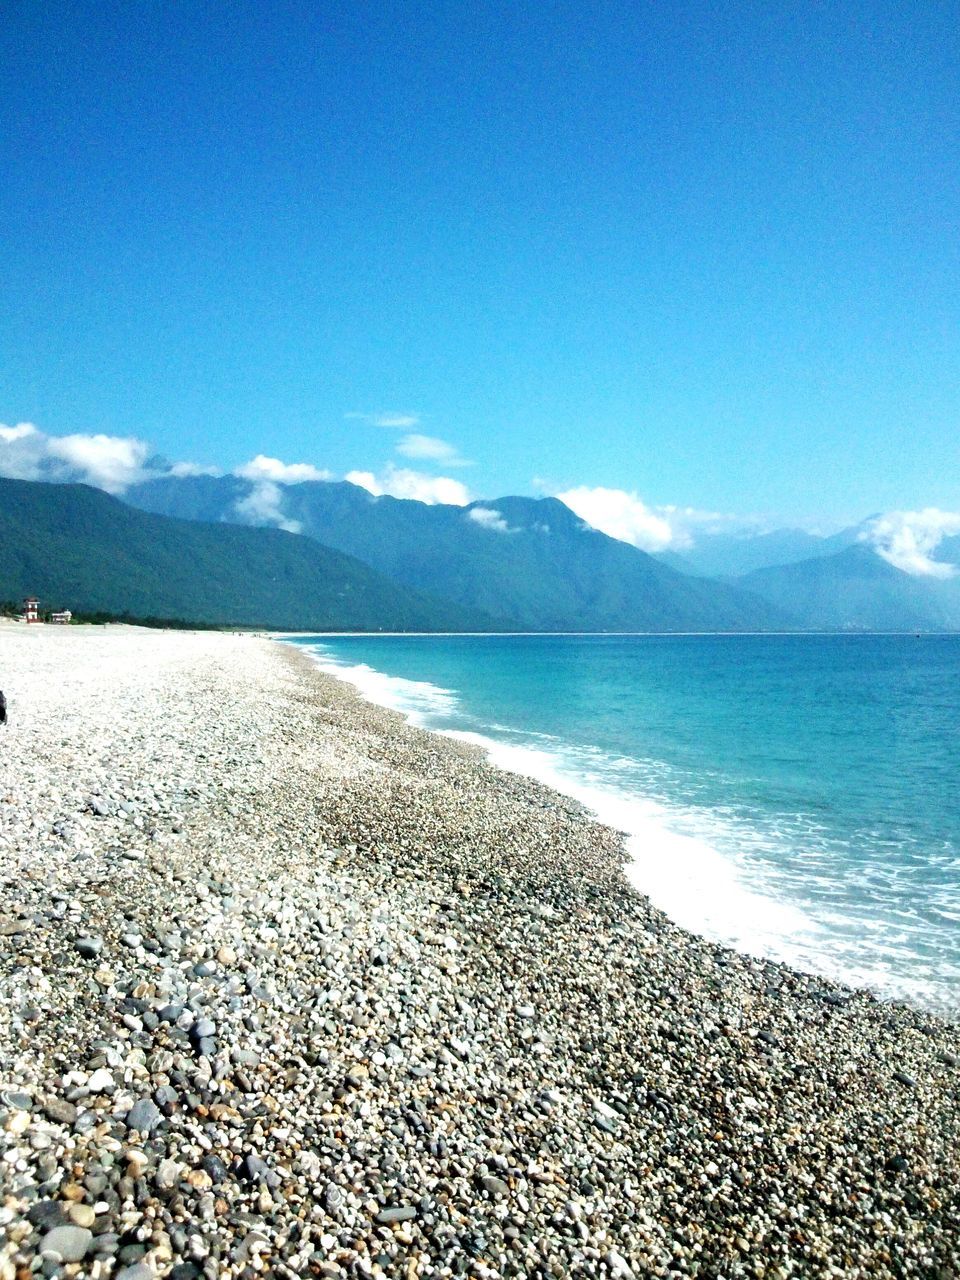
xmin=286 ymin=633 xmax=960 ymax=1017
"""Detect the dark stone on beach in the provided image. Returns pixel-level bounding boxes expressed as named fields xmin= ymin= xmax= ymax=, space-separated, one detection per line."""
xmin=375 ymin=1205 xmax=417 ymax=1224
xmin=894 ymin=1070 xmax=917 ymax=1088
xmin=74 ymin=936 xmax=103 ymax=959
xmin=125 ymin=1099 xmax=162 ymax=1133
xmin=757 ymin=1029 xmax=780 ymax=1047
xmin=202 ymin=1154 xmax=228 ymax=1184
xmin=28 ymin=1200 xmax=67 ymax=1229
xmin=885 ymin=1154 xmax=910 ymax=1174
xmin=117 ymin=1243 xmax=148 ymax=1265
xmin=939 ymin=1051 xmax=958 ymax=1068
xmin=196 ymin=1037 xmax=217 ymax=1058
xmin=239 ymin=1152 xmax=279 ymax=1187
xmin=170 ymin=1266 xmax=203 ymax=1280
xmin=818 ymin=991 xmax=849 ymax=1007
xmin=465 ymin=1233 xmax=488 ymax=1258
xmin=43 ymin=1097 xmax=78 ymax=1125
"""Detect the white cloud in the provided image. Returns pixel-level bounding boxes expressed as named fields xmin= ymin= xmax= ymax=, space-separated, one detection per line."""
xmin=555 ymin=486 xmax=738 ymax=552
xmin=345 ymin=411 xmax=420 ymax=429
xmin=234 ymin=454 xmax=331 ymax=484
xmin=0 ymin=421 xmax=154 ymax=493
xmin=233 ymin=481 xmax=302 ymax=534
xmin=468 ymin=506 xmax=515 ymax=533
xmin=556 ymin=486 xmax=678 ymax=552
xmin=168 ymin=460 xmax=222 ymax=478
xmin=230 ymin=454 xmax=332 ymax=534
xmin=345 ymin=463 xmax=471 ymax=506
xmin=0 ymin=422 xmax=38 ymax=444
xmin=46 ymin=433 xmax=153 ymax=493
xmin=0 ymin=422 xmax=46 ymax=480
xmin=860 ymin=509 xmax=960 ymax=578
xmin=395 ymin=433 xmax=469 ymax=466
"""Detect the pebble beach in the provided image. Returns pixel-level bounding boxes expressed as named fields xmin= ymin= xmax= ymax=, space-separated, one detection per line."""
xmin=1 ymin=625 xmax=958 ymax=1280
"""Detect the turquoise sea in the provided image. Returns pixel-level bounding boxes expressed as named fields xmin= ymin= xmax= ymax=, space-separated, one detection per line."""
xmin=286 ymin=633 xmax=960 ymax=1018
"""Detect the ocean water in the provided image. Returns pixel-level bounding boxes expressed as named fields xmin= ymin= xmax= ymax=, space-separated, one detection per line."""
xmin=285 ymin=633 xmax=960 ymax=1018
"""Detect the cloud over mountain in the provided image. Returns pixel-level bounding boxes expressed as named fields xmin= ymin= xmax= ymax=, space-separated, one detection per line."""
xmin=0 ymin=422 xmax=154 ymax=493
xmin=345 ymin=464 xmax=471 ymax=506
xmin=234 ymin=454 xmax=332 ymax=484
xmin=860 ymin=509 xmax=960 ymax=578
xmin=230 ymin=455 xmax=334 ymax=533
xmin=556 ymin=486 xmax=751 ymax=552
xmin=467 ymin=507 xmax=515 ymax=533
xmin=557 ymin=486 xmax=675 ymax=551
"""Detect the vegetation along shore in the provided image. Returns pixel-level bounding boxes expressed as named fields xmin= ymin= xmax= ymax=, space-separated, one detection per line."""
xmin=1 ymin=626 xmax=958 ymax=1278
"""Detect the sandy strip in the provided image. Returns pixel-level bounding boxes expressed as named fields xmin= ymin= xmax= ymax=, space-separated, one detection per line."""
xmin=0 ymin=625 xmax=958 ymax=1279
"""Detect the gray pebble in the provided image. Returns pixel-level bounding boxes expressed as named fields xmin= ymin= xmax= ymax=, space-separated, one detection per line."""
xmin=376 ymin=1205 xmax=417 ymax=1224
xmin=480 ymin=1174 xmax=511 ymax=1197
xmin=40 ymin=1225 xmax=92 ymax=1262
xmin=115 ymin=1264 xmax=155 ymax=1280
xmin=125 ymin=1098 xmax=162 ymax=1133
xmin=1 ymin=1089 xmax=33 ymax=1110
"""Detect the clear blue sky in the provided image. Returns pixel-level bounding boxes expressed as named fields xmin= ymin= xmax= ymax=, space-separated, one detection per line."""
xmin=2 ymin=0 xmax=958 ymax=527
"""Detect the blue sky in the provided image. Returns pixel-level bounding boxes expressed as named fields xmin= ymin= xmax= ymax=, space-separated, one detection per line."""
xmin=2 ymin=0 xmax=959 ymax=534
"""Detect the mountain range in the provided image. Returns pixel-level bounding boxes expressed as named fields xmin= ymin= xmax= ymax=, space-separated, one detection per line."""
xmin=125 ymin=475 xmax=789 ymax=632
xmin=2 ymin=472 xmax=958 ymax=632
xmin=0 ymin=478 xmax=493 ymax=631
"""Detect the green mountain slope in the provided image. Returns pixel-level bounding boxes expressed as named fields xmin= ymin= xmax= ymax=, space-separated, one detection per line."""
xmin=127 ymin=477 xmax=795 ymax=631
xmin=739 ymin=545 xmax=960 ymax=631
xmin=0 ymin=478 xmax=499 ymax=631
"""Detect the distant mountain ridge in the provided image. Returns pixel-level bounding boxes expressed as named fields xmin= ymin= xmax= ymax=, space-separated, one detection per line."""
xmin=126 ymin=475 xmax=793 ymax=632
xmin=738 ymin=544 xmax=960 ymax=632
xmin=7 ymin=473 xmax=956 ymax=634
xmin=656 ymin=525 xmax=863 ymax=579
xmin=0 ymin=478 xmax=498 ymax=632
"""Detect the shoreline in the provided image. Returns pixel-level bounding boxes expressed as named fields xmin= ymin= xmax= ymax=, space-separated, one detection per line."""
xmin=1 ymin=626 xmax=958 ymax=1277
xmin=285 ymin=634 xmax=959 ymax=1022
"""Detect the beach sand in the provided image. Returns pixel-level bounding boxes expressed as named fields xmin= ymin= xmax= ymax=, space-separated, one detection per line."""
xmin=1 ymin=625 xmax=957 ymax=1278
